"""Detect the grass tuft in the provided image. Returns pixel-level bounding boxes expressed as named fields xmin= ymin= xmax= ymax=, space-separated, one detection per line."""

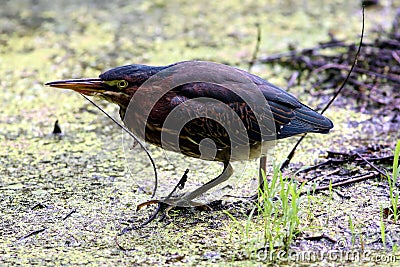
xmin=225 ymin=163 xmax=303 ymax=260
xmin=387 ymin=140 xmax=400 ymax=223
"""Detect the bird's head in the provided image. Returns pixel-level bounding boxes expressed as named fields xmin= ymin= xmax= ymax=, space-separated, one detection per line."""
xmin=45 ymin=64 xmax=167 ymax=119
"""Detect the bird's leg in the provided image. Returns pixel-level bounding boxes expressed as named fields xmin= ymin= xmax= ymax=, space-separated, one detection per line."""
xmin=136 ymin=163 xmax=232 ymax=226
xmin=258 ymin=156 xmax=267 ymax=195
xmin=170 ymin=162 xmax=233 ymax=206
xmin=136 ymin=169 xmax=190 ymax=227
xmin=216 ymin=157 xmax=268 ymax=203
xmin=245 ymin=156 xmax=268 ymax=201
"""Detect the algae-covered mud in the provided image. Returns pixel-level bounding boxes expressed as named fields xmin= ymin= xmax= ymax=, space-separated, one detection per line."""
xmin=1 ymin=0 xmax=399 ymax=266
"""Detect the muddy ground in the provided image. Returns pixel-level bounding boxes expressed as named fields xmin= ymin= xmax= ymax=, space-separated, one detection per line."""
xmin=1 ymin=0 xmax=399 ymax=266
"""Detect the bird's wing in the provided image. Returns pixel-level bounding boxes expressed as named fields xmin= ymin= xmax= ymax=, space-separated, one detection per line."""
xmin=239 ymin=70 xmax=334 ymax=138
xmin=171 ymin=82 xmax=279 ymax=145
xmin=167 ymin=63 xmax=333 ymax=143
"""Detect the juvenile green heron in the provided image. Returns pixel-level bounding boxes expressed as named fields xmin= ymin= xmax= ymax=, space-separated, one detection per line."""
xmin=46 ymin=61 xmax=333 ymax=207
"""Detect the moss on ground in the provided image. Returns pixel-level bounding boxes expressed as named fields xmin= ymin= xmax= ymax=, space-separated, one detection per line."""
xmin=1 ymin=0 xmax=399 ymax=266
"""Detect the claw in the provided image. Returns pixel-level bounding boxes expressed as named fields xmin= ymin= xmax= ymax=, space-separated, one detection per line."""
xmin=136 ymin=199 xmax=160 ymax=211
xmin=139 ymin=202 xmax=168 ymax=227
xmin=136 ymin=197 xmax=214 ymax=228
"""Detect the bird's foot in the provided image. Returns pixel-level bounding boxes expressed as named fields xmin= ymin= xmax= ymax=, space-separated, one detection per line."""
xmin=134 ymin=168 xmax=212 ymax=226
xmin=135 ymin=196 xmax=212 ymax=227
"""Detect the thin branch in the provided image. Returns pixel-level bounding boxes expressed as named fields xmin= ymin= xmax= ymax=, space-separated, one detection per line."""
xmin=280 ymin=6 xmax=365 ymax=171
xmin=259 ymin=40 xmax=347 ymax=63
xmin=248 ymin=23 xmax=261 ymax=72
xmin=80 ymin=94 xmax=158 ymax=198
xmin=304 ymin=232 xmax=337 ymax=243
xmin=63 ymin=208 xmax=77 ymax=221
xmin=311 ymin=63 xmax=400 ymax=84
xmin=320 ymin=6 xmax=365 ymax=115
xmin=355 ymin=152 xmax=388 ymax=177
xmin=301 ymin=172 xmax=377 ymax=196
xmin=295 ymin=155 xmax=394 ymax=174
xmin=18 ymin=228 xmax=47 ymax=241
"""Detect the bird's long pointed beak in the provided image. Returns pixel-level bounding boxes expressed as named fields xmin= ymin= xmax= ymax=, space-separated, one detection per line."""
xmin=45 ymin=78 xmax=105 ymax=96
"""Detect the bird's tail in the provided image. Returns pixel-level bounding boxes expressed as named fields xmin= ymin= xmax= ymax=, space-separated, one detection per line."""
xmin=278 ymin=105 xmax=333 ymax=139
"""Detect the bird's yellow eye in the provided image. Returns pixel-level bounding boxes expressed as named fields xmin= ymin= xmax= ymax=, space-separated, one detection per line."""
xmin=117 ymin=80 xmax=128 ymax=89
